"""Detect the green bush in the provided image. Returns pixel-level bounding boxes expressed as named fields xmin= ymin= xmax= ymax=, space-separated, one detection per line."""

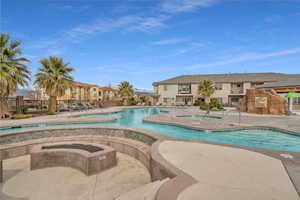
xmin=11 ymin=114 xmax=33 ymax=119
xmin=127 ymin=97 xmax=137 ymax=106
xmin=209 ymin=99 xmax=223 ymax=110
xmin=194 ymin=100 xmax=204 ymax=106
xmin=200 ymin=104 xmax=210 ymax=110
xmin=20 ymin=105 xmax=29 ymax=114
xmin=199 ymin=99 xmax=224 ymax=111
xmin=47 ymin=111 xmax=56 ymax=115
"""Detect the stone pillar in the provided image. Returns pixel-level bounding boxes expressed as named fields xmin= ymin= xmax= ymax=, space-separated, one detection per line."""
xmin=0 ymin=160 xmax=3 ymax=183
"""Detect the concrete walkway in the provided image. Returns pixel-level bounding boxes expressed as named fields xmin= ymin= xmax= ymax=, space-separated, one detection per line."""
xmin=146 ymin=107 xmax=300 ymax=135
xmin=159 ymin=141 xmax=300 ymax=200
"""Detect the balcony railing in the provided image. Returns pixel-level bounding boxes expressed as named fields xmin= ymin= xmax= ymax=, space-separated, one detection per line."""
xmin=178 ymin=90 xmax=191 ymax=94
xmin=230 ymin=89 xmax=244 ymax=94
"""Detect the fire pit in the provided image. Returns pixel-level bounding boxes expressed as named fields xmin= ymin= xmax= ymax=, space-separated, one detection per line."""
xmin=30 ymin=142 xmax=117 ymax=176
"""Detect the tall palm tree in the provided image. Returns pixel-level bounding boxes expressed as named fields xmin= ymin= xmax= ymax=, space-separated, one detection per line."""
xmin=35 ymin=56 xmax=74 ymax=113
xmin=198 ymin=80 xmax=215 ymax=113
xmin=0 ymin=33 xmax=31 ymax=118
xmin=118 ymin=81 xmax=134 ymax=104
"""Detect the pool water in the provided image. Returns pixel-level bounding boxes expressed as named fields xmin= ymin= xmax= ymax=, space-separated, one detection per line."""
xmin=1 ymin=107 xmax=300 ymax=152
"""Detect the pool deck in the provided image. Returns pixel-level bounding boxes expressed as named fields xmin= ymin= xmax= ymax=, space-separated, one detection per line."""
xmin=158 ymin=140 xmax=300 ymax=200
xmin=0 ymin=107 xmax=122 ymax=128
xmin=1 ymin=106 xmax=300 ymax=199
xmin=144 ymin=107 xmax=300 ymax=136
xmin=0 ymin=153 xmax=151 ymax=200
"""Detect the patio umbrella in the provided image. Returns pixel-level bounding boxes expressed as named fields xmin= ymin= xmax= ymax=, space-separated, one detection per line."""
xmin=284 ymin=92 xmax=299 ymax=112
xmin=284 ymin=92 xmax=299 ymax=98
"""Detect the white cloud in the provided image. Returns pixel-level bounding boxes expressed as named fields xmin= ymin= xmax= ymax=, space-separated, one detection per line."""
xmin=65 ymin=15 xmax=169 ymax=39
xmin=150 ymin=38 xmax=187 ymax=45
xmin=58 ymin=5 xmax=91 ymax=12
xmin=160 ymin=0 xmax=220 ymax=13
xmin=187 ymin=47 xmax=300 ymax=69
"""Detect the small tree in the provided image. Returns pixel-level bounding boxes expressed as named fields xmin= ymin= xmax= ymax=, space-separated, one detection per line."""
xmin=118 ymin=81 xmax=134 ymax=105
xmin=198 ymin=80 xmax=215 ymax=114
xmin=35 ymin=56 xmax=74 ymax=113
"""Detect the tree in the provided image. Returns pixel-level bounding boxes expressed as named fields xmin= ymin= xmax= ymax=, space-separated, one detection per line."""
xmin=118 ymin=81 xmax=134 ymax=105
xmin=198 ymin=80 xmax=215 ymax=114
xmin=35 ymin=56 xmax=74 ymax=113
xmin=0 ymin=33 xmax=31 ymax=118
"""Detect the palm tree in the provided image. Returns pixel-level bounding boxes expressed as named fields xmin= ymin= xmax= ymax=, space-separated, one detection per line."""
xmin=118 ymin=81 xmax=134 ymax=105
xmin=198 ymin=80 xmax=215 ymax=113
xmin=35 ymin=56 xmax=74 ymax=113
xmin=0 ymin=34 xmax=31 ymax=118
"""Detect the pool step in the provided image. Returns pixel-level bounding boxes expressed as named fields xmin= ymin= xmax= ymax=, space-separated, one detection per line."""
xmin=116 ymin=178 xmax=169 ymax=200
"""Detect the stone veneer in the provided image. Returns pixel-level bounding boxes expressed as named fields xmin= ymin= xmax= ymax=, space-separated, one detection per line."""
xmin=0 ymin=126 xmax=169 ymax=183
xmin=238 ymin=88 xmax=288 ymax=115
xmin=31 ymin=142 xmax=117 ymax=176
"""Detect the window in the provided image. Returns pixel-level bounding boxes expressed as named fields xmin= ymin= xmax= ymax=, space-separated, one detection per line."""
xmin=178 ymin=84 xmax=191 ymax=94
xmin=93 ymin=88 xmax=96 ymax=91
xmin=215 ymin=83 xmax=223 ymax=90
xmin=293 ymin=97 xmax=300 ymax=105
xmin=163 ymin=85 xmax=168 ymax=91
xmin=163 ymin=97 xmax=171 ymax=104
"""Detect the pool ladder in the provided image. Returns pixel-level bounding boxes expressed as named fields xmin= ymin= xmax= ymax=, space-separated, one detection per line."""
xmin=221 ymin=110 xmax=242 ymax=127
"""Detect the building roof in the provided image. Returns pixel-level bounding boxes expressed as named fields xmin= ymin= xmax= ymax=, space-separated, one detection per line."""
xmin=256 ymin=80 xmax=300 ymax=88
xmin=71 ymin=81 xmax=98 ymax=88
xmin=134 ymin=89 xmax=155 ymax=95
xmin=153 ymin=73 xmax=300 ymax=86
xmin=100 ymin=86 xmax=118 ymax=91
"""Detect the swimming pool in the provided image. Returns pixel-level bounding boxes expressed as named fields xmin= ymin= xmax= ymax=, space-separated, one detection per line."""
xmin=1 ymin=107 xmax=300 ymax=152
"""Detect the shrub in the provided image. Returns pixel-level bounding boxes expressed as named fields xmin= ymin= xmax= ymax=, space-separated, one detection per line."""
xmin=20 ymin=105 xmax=29 ymax=114
xmin=127 ymin=97 xmax=137 ymax=106
xmin=194 ymin=100 xmax=204 ymax=106
xmin=47 ymin=111 xmax=56 ymax=115
xmin=209 ymin=99 xmax=223 ymax=110
xmin=199 ymin=99 xmax=224 ymax=111
xmin=200 ymin=104 xmax=210 ymax=110
xmin=11 ymin=114 xmax=32 ymax=119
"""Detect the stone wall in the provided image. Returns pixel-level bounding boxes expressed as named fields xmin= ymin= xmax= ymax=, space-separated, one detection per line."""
xmin=0 ymin=126 xmax=169 ymax=183
xmin=30 ymin=142 xmax=117 ymax=176
xmin=237 ymin=88 xmax=288 ymax=115
xmin=0 ymin=126 xmax=164 ymax=145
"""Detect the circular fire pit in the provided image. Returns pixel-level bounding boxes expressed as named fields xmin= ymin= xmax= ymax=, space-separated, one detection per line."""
xmin=30 ymin=142 xmax=117 ymax=176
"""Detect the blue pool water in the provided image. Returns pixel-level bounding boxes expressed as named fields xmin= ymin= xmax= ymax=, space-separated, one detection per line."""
xmin=1 ymin=107 xmax=300 ymax=152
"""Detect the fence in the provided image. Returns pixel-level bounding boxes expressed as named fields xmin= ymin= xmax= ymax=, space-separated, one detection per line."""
xmin=7 ymin=97 xmax=49 ymax=113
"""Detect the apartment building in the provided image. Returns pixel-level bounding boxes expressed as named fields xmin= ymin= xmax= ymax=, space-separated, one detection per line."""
xmin=56 ymin=81 xmax=97 ymax=103
xmin=39 ymin=81 xmax=119 ymax=104
xmin=152 ymin=73 xmax=300 ymax=106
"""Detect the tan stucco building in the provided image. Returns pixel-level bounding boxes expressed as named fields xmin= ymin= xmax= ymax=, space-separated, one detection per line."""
xmin=39 ymin=81 xmax=119 ymax=105
xmin=153 ymin=73 xmax=300 ymax=106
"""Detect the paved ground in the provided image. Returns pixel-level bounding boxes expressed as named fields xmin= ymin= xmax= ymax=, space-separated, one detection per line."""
xmin=146 ymin=107 xmax=300 ymax=135
xmin=159 ymin=141 xmax=300 ymax=200
xmin=0 ymin=153 xmax=150 ymax=200
xmin=0 ymin=107 xmax=123 ymax=128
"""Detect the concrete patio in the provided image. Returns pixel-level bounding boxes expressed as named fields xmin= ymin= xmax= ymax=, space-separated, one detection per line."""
xmin=159 ymin=141 xmax=300 ymax=200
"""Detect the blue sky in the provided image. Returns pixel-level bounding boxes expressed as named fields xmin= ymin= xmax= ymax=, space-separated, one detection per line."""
xmin=2 ymin=0 xmax=300 ymax=89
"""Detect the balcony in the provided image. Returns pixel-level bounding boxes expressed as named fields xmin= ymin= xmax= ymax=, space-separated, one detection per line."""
xmin=178 ymin=84 xmax=191 ymax=94
xmin=230 ymin=89 xmax=244 ymax=94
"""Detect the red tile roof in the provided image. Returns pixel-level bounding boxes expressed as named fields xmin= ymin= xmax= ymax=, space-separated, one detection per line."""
xmin=71 ymin=81 xmax=98 ymax=88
